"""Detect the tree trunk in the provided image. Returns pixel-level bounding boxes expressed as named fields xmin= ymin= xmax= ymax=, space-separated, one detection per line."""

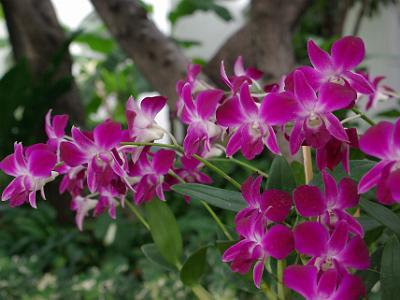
xmin=91 ymin=0 xmax=189 ymax=111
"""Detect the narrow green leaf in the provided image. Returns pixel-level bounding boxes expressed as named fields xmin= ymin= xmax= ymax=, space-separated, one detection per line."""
xmin=141 ymin=243 xmax=177 ymax=271
xmin=360 ymin=199 xmax=400 ymax=238
xmin=266 ymin=156 xmax=296 ymax=192
xmin=180 ymin=246 xmax=208 ymax=286
xmin=172 ymin=183 xmax=246 ymax=212
xmin=381 ymin=235 xmax=400 ymax=300
xmin=145 ymin=200 xmax=183 ymax=266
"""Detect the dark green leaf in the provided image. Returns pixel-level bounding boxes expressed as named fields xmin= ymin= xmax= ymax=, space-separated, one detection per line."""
xmin=180 ymin=246 xmax=208 ymax=286
xmin=145 ymin=200 xmax=183 ymax=266
xmin=381 ymin=235 xmax=400 ymax=299
xmin=360 ymin=199 xmax=400 ymax=238
xmin=141 ymin=243 xmax=177 ymax=271
xmin=215 ymin=240 xmax=236 ymax=255
xmin=358 ymin=247 xmax=383 ymax=294
xmin=172 ymin=183 xmax=246 ymax=212
xmin=266 ymin=156 xmax=296 ymax=192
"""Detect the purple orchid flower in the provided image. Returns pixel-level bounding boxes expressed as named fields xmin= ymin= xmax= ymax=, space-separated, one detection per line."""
xmin=235 ymin=175 xmax=292 ymax=237
xmin=284 ymin=265 xmax=365 ymax=300
xmin=180 ymin=82 xmax=224 ymax=157
xmin=220 ymin=56 xmax=263 ymax=94
xmin=60 ymin=120 xmax=126 ymax=193
xmin=0 ymin=143 xmax=57 ymax=208
xmin=217 ymin=83 xmax=280 ymax=159
xmin=71 ymin=195 xmax=97 ymax=231
xmin=223 ymin=215 xmax=294 ymax=288
xmin=59 ymin=165 xmax=86 ymax=197
xmin=300 ymin=36 xmax=374 ymax=94
xmin=358 ymin=119 xmax=400 ymax=204
xmin=294 ymin=170 xmax=363 ymax=236
xmin=45 ymin=109 xmax=69 ymax=158
xmin=294 ymin=221 xmax=369 ymax=274
xmin=176 ymin=64 xmax=202 ymax=117
xmin=316 ymin=128 xmax=359 ymax=174
xmin=129 ymin=149 xmax=176 ymax=204
xmin=262 ymin=70 xmax=356 ymax=154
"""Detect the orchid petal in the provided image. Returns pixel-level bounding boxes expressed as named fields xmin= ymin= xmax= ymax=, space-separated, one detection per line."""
xmin=294 ymin=185 xmax=326 ymax=217
xmin=262 ymin=224 xmax=294 ymax=259
xmin=294 ymin=221 xmax=329 ymax=256
xmin=332 ymin=36 xmax=365 ymax=71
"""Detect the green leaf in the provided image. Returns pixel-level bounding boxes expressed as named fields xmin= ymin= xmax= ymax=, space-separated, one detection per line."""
xmin=360 ymin=199 xmax=400 ymax=238
xmin=215 ymin=240 xmax=236 ymax=254
xmin=381 ymin=235 xmax=400 ymax=300
xmin=172 ymin=183 xmax=246 ymax=212
xmin=312 ymin=160 xmax=376 ymax=187
xmin=180 ymin=246 xmax=208 ymax=286
xmin=141 ymin=243 xmax=177 ymax=271
xmin=266 ymin=156 xmax=296 ymax=192
xmin=145 ymin=200 xmax=183 ymax=266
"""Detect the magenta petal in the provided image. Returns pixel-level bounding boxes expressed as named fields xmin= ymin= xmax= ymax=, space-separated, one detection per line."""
xmin=298 ymin=66 xmax=325 ymax=89
xmin=262 ymin=189 xmax=292 ymax=222
xmin=393 ymin=119 xmax=400 ymax=150
xmin=27 ymin=150 xmax=57 ymax=178
xmin=327 ymin=221 xmax=348 ymax=255
xmin=217 ymin=96 xmax=246 ymax=127
xmin=294 ymin=221 xmax=329 ymax=256
xmin=387 ymin=169 xmax=400 ymax=201
xmin=71 ymin=126 xmax=95 ymax=149
xmin=317 ymin=82 xmax=357 ymax=112
xmin=317 ymin=269 xmax=338 ymax=298
xmin=336 ymin=177 xmax=359 ymax=209
xmin=60 ymin=141 xmax=87 ymax=167
xmin=2 ymin=177 xmax=24 ymax=201
xmin=283 ymin=265 xmax=317 ymax=299
xmin=93 ymin=120 xmax=122 ymax=150
xmin=226 ymin=128 xmax=242 ymax=157
xmin=262 ymin=224 xmax=294 ymax=259
xmin=358 ymin=160 xmax=389 ymax=193
xmin=322 ymin=170 xmax=338 ymax=202
xmin=141 ymin=96 xmax=167 ymax=119
xmin=331 ymin=274 xmax=365 ymax=300
xmin=260 ymin=92 xmax=300 ymax=125
xmin=265 ymin=126 xmax=281 ymax=155
xmin=343 ymin=71 xmax=374 ymax=94
xmin=294 ymin=185 xmax=326 ymax=217
xmin=289 ymin=120 xmax=305 ymax=155
xmin=29 ymin=191 xmax=37 ymax=208
xmin=87 ymin=159 xmax=98 ymax=193
xmin=253 ymin=260 xmax=264 ymax=288
xmin=331 ymin=36 xmax=365 ymax=71
xmin=0 ymin=153 xmax=19 ymax=177
xmin=181 ymin=83 xmax=196 ymax=113
xmin=196 ymin=89 xmax=224 ymax=120
xmin=240 ymin=83 xmax=258 ymax=116
xmin=359 ymin=121 xmax=394 ymax=159
xmin=324 ymin=113 xmax=348 ymax=142
xmin=241 ymin=175 xmax=262 ymax=206
xmin=293 ymin=70 xmax=317 ymax=107
xmin=337 ymin=236 xmax=370 ymax=270
xmin=152 ymin=149 xmax=175 ymax=175
xmin=307 ymin=40 xmax=333 ymax=72
xmin=240 ymin=125 xmax=264 ymax=159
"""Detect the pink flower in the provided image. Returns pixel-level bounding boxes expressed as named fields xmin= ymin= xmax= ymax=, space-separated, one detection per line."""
xmin=60 ymin=120 xmax=125 ymax=193
xmin=45 ymin=109 xmax=69 ymax=159
xmin=223 ymin=216 xmax=294 ymax=288
xmin=294 ymin=221 xmax=369 ymax=274
xmin=294 ymin=171 xmax=362 ymax=236
xmin=316 ymin=128 xmax=359 ymax=174
xmin=129 ymin=149 xmax=176 ymax=204
xmin=262 ymin=70 xmax=356 ymax=154
xmin=180 ymin=83 xmax=224 ymax=157
xmin=217 ymin=83 xmax=280 ymax=159
xmin=0 ymin=143 xmax=57 ymax=208
xmin=358 ymin=119 xmax=400 ymax=204
xmin=221 ymin=56 xmax=263 ymax=94
xmin=125 ymin=95 xmax=167 ymax=142
xmin=235 ymin=176 xmax=292 ymax=237
xmin=71 ymin=195 xmax=97 ymax=231
xmin=284 ymin=265 xmax=365 ymax=300
xmin=300 ymin=36 xmax=374 ymax=94
xmin=176 ymin=64 xmax=202 ymax=117
xmin=59 ymin=165 xmax=86 ymax=197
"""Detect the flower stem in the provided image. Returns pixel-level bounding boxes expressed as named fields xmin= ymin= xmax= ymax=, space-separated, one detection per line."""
xmin=277 ymin=260 xmax=286 ymax=300
xmin=209 ymin=157 xmax=268 ymax=179
xmin=125 ymin=200 xmax=150 ymax=231
xmin=260 ymin=282 xmax=278 ymax=300
xmin=302 ymin=146 xmax=313 ymax=184
xmin=351 ymin=107 xmax=376 ymax=126
xmin=191 ymin=284 xmax=214 ymax=300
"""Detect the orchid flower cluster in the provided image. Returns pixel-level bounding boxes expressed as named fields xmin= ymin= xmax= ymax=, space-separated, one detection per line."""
xmin=1 ymin=36 xmax=398 ymax=299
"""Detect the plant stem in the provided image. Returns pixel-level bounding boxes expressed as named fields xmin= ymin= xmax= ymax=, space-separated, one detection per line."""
xmin=191 ymin=284 xmax=214 ymax=300
xmin=260 ymin=282 xmax=278 ymax=300
xmin=277 ymin=260 xmax=286 ymax=300
xmin=302 ymin=146 xmax=313 ymax=184
xmin=351 ymin=107 xmax=375 ymax=126
xmin=125 ymin=200 xmax=150 ymax=231
xmin=209 ymin=157 xmax=268 ymax=179
xmin=201 ymin=201 xmax=233 ymax=241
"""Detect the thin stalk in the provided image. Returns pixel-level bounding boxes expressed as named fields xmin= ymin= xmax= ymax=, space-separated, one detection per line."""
xmin=277 ymin=260 xmax=286 ymax=300
xmin=341 ymin=114 xmax=361 ymax=124
xmin=351 ymin=108 xmax=375 ymax=126
xmin=210 ymin=157 xmax=268 ymax=179
xmin=191 ymin=284 xmax=214 ymax=300
xmin=260 ymin=282 xmax=278 ymax=300
xmin=302 ymin=146 xmax=313 ymax=184
xmin=125 ymin=200 xmax=150 ymax=231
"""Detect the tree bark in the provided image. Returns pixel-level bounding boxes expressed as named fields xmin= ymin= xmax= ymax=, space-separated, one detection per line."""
xmin=205 ymin=0 xmax=310 ymax=84
xmin=1 ymin=0 xmax=85 ymax=125
xmin=91 ymin=0 xmax=189 ymax=110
